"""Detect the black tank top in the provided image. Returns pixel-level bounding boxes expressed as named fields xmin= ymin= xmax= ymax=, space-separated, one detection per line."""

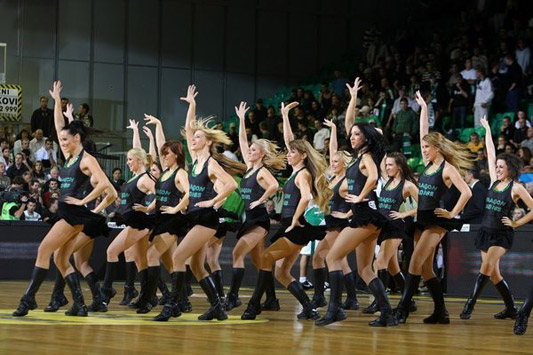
xmin=328 ymin=177 xmax=350 ymax=214
xmin=59 ymin=150 xmax=90 ymax=202
xmin=418 ymin=161 xmax=447 ymax=210
xmin=188 ymin=158 xmax=216 ymax=213
xmin=481 ymin=180 xmax=514 ymax=230
xmin=281 ymin=168 xmax=304 ymax=219
xmin=240 ymin=167 xmax=266 ymax=211
xmin=346 ymin=156 xmax=364 ymax=196
xmin=156 ymin=168 xmax=183 ymax=209
xmin=120 ymin=173 xmax=149 ymax=214
xmin=378 ymin=179 xmax=405 ymax=219
xmin=83 ymin=183 xmax=96 ymax=210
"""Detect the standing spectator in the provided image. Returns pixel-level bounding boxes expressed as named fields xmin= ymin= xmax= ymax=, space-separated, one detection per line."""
xmin=23 ymin=198 xmax=41 ymax=221
xmin=252 ymin=99 xmax=267 ymax=122
xmin=504 ymin=54 xmax=523 ymax=113
xmin=313 ymin=119 xmax=330 ymax=153
xmin=473 ymin=67 xmax=494 ymax=128
xmin=448 ymin=74 xmax=471 ymax=131
xmin=515 ymin=39 xmax=530 ymax=76
xmin=461 ymin=58 xmax=477 ymax=86
xmin=75 ymin=103 xmax=94 ymax=127
xmin=388 ymin=98 xmax=418 ymax=152
xmin=0 ymin=161 xmax=10 ymax=191
xmin=461 ymin=169 xmax=487 ymax=224
xmin=264 ymin=106 xmax=281 ymax=139
xmin=111 ymin=168 xmax=125 ymax=191
xmin=34 ymin=138 xmax=57 ymax=169
xmin=331 ymin=70 xmax=349 ymax=97
xmin=389 ymin=86 xmax=420 ymax=120
xmin=30 ymin=96 xmax=54 ymax=138
xmin=6 ymin=153 xmax=29 ymax=180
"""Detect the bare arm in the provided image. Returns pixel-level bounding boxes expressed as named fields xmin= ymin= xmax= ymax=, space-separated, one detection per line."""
xmin=435 ymin=165 xmax=472 ymax=218
xmin=92 ymin=185 xmax=118 ymax=214
xmin=281 ymin=102 xmax=299 ymax=151
xmin=142 ymin=126 xmax=157 ymax=159
xmin=194 ymin=159 xmax=237 ymax=208
xmin=48 ymin=81 xmax=68 ymax=157
xmin=127 ymin=119 xmax=141 ymax=149
xmin=345 ymin=77 xmax=362 ymax=135
xmin=285 ymin=171 xmax=312 ymax=232
xmin=161 ymin=169 xmax=190 ymax=214
xmin=481 ymin=116 xmax=497 ymax=183
xmin=391 ymin=181 xmax=419 ymax=219
xmin=180 ymin=85 xmax=198 ymax=158
xmin=503 ymin=184 xmax=533 ymax=227
xmin=236 ymin=102 xmax=250 ymax=166
xmin=64 ymin=155 xmax=110 ymax=206
xmin=144 ymin=114 xmax=166 ymax=154
xmin=323 ymin=119 xmax=337 ymax=165
xmin=415 ymin=91 xmax=429 ymax=164
xmin=249 ymin=169 xmax=279 ymax=209
xmin=346 ymin=154 xmax=378 ymax=204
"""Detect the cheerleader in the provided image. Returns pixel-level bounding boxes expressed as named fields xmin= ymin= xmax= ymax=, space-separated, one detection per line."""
xmin=515 ymin=286 xmax=533 ymax=335
xmin=153 ymin=85 xmax=244 ymax=321
xmin=363 ymin=152 xmax=418 ymax=314
xmin=394 ymin=91 xmax=472 ymax=324
xmin=13 ymin=81 xmax=110 ymax=317
xmin=99 ymin=121 xmax=157 ymax=313
xmin=316 ymin=78 xmax=391 ymax=327
xmin=225 ymin=102 xmax=283 ymax=311
xmin=241 ymin=101 xmax=331 ymax=321
xmin=460 ymin=117 xmax=533 ymax=320
xmin=309 ymin=119 xmax=359 ymax=310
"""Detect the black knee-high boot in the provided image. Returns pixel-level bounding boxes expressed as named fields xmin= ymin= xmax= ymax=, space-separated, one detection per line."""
xmin=135 ymin=267 xmax=159 ymax=314
xmin=287 ymin=281 xmax=320 ymax=320
xmin=44 ymin=269 xmax=69 ymax=312
xmin=185 ymin=265 xmax=194 ymax=296
xmin=13 ymin=266 xmax=48 ymax=316
xmin=316 ymin=270 xmax=346 ymax=326
xmin=261 ymin=271 xmax=280 ymax=311
xmin=494 ymin=279 xmax=518 ymax=319
xmin=342 ymin=271 xmax=360 ymax=310
xmin=392 ymin=271 xmax=417 ymax=312
xmin=101 ymin=261 xmax=118 ymax=304
xmin=515 ymin=286 xmax=533 ymax=335
xmin=364 ymin=271 xmax=389 ymax=314
xmin=158 ymin=278 xmax=171 ymax=305
xmin=368 ymin=278 xmax=398 ymax=327
xmin=65 ymin=273 xmax=88 ymax=317
xmin=242 ymin=270 xmax=268 ymax=320
xmin=395 ymin=273 xmax=421 ymax=324
xmin=460 ymin=273 xmax=489 ymax=319
xmin=212 ymin=269 xmax=225 ymax=300
xmin=153 ymin=271 xmax=183 ymax=321
xmin=119 ymin=262 xmax=137 ymax=305
xmin=198 ymin=276 xmax=228 ymax=321
xmin=226 ymin=267 xmax=244 ymax=311
xmin=423 ymin=277 xmax=450 ymax=324
xmin=311 ymin=268 xmax=327 ymax=308
xmin=85 ymin=272 xmax=107 ymax=312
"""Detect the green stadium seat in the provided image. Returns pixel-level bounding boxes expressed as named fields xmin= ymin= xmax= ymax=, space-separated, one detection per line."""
xmin=407 ymin=156 xmax=420 ymax=169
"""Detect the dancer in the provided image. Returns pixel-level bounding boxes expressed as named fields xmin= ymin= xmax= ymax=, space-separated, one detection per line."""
xmin=363 ymin=152 xmax=419 ymax=314
xmin=310 ymin=118 xmax=359 ymax=310
xmin=153 ymin=85 xmax=244 ymax=321
xmin=241 ymin=101 xmax=330 ymax=321
xmin=394 ymin=91 xmax=472 ymax=324
xmin=460 ymin=117 xmax=533 ymax=320
xmin=316 ymin=78 xmax=392 ymax=327
xmin=515 ymin=286 xmax=533 ymax=335
xmin=13 ymin=81 xmax=109 ymax=317
xmin=225 ymin=102 xmax=284 ymax=311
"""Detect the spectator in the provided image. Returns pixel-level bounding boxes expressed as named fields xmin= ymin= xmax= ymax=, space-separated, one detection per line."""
xmin=258 ymin=121 xmax=270 ymax=139
xmin=513 ymin=207 xmax=526 ymax=221
xmin=46 ymin=166 xmax=61 ymax=182
xmin=222 ymin=144 xmax=239 ymax=162
xmin=75 ymin=103 xmax=94 ymax=127
xmin=500 ymin=115 xmax=515 ymax=141
xmin=34 ymin=138 xmax=57 ymax=169
xmin=461 ymin=168 xmax=487 ymax=224
xmin=467 ymin=132 xmax=484 ymax=153
xmin=30 ymin=96 xmax=54 ymax=138
xmin=0 ymin=161 xmax=10 ymax=191
xmin=111 ymin=168 xmax=125 ymax=191
xmin=264 ymin=106 xmax=281 ymax=139
xmin=31 ymin=161 xmax=47 ymax=185
xmin=0 ymin=147 xmax=11 ymax=169
xmin=318 ymin=83 xmax=333 ymax=111
xmin=30 ymin=129 xmax=55 ymax=160
xmin=41 ymin=197 xmax=59 ymax=224
xmin=517 ymin=147 xmax=532 ymax=167
xmin=0 ymin=177 xmax=28 ymax=221
xmin=107 ymin=197 xmax=122 ymax=221
xmin=21 ymin=171 xmax=32 ymax=192
xmin=461 ymin=58 xmax=477 ymax=85
xmin=245 ymin=111 xmax=260 ymax=137
xmin=23 ymin=198 xmax=41 ymax=221
xmin=521 ymin=127 xmax=533 ymax=151
xmin=388 ymin=97 xmax=419 ymax=152
xmin=331 ymin=70 xmax=350 ymax=97
xmin=227 ymin=122 xmax=239 ymax=152
xmin=266 ymin=199 xmax=280 ymax=224
xmin=13 ymin=130 xmax=31 ymax=156
xmin=296 ymin=121 xmax=313 ymax=143
xmin=473 ymin=67 xmax=494 ymax=127
xmin=515 ymin=39 xmax=530 ymax=76
xmin=505 ymin=143 xmax=516 ymax=154
xmin=496 ymin=135 xmax=508 ymax=155
xmin=513 ymin=113 xmax=529 ymax=144
xmin=390 ymin=86 xmax=420 ymax=118
xmin=448 ymin=74 xmax=471 ymax=131
xmin=504 ymin=54 xmax=523 ymax=113
xmin=42 ymin=178 xmax=60 ymax=207
xmin=475 ymin=149 xmax=488 ymax=173
xmin=6 ymin=153 xmax=29 ymax=180
xmin=514 ymin=110 xmax=531 ymax=129
xmin=252 ymin=99 xmax=267 ymax=122
xmin=313 ymin=119 xmax=330 ymax=152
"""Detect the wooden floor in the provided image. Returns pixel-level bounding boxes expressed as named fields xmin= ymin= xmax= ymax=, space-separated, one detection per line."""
xmin=0 ymin=281 xmax=529 ymax=354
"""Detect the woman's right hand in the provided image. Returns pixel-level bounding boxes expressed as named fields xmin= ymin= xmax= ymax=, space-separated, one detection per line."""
xmin=235 ymin=101 xmax=249 ymax=121
xmin=180 ymin=85 xmax=198 ymax=104
xmin=126 ymin=119 xmax=139 ymax=130
xmin=480 ymin=116 xmax=490 ymax=131
xmin=346 ymin=77 xmax=362 ymax=98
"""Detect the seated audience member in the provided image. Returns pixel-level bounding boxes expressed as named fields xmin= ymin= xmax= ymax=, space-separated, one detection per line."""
xmin=6 ymin=153 xmax=29 ymax=180
xmin=111 ymin=168 xmax=125 ymax=191
xmin=0 ymin=161 xmax=10 ymax=191
xmin=23 ymin=198 xmax=41 ymax=221
xmin=467 ymin=132 xmax=484 ymax=153
xmin=41 ymin=197 xmax=59 ymax=224
xmin=34 ymin=138 xmax=57 ymax=169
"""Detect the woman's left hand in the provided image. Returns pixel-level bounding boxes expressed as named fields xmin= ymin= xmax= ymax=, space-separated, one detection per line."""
xmin=196 ymin=199 xmax=215 ymax=209
xmin=249 ymin=200 xmax=263 ymax=210
xmin=285 ymin=219 xmax=303 ymax=233
xmin=133 ymin=203 xmax=148 ymax=213
xmin=161 ymin=205 xmax=179 ymax=215
xmin=63 ymin=196 xmax=84 ymax=206
xmin=501 ymin=217 xmax=516 ymax=228
xmin=434 ymin=208 xmax=454 ymax=219
xmin=389 ymin=211 xmax=405 ymax=220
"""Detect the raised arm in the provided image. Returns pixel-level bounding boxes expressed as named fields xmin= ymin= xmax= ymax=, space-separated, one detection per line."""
xmin=481 ymin=116 xmax=497 ymax=183
xmin=235 ymin=101 xmax=250 ymax=166
xmin=48 ymin=81 xmax=69 ymax=157
xmin=180 ymin=85 xmax=198 ymax=158
xmin=281 ymin=101 xmax=299 ymax=151
xmin=142 ymin=126 xmax=157 ymax=159
xmin=415 ymin=91 xmax=429 ymax=163
xmin=126 ymin=119 xmax=141 ymax=149
xmin=345 ymin=77 xmax=362 ymax=135
xmin=144 ymin=114 xmax=166 ymax=154
xmin=323 ymin=119 xmax=337 ymax=165
xmin=64 ymin=103 xmax=75 ymax=124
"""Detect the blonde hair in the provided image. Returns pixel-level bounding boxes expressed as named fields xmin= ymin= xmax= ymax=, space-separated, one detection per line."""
xmin=288 ymin=139 xmax=332 ymax=213
xmin=252 ymin=139 xmax=286 ymax=171
xmin=182 ymin=117 xmax=246 ymax=176
xmin=423 ymin=132 xmax=473 ymax=171
xmin=333 ymin=150 xmax=352 ymax=168
xmin=128 ymin=148 xmax=151 ymax=169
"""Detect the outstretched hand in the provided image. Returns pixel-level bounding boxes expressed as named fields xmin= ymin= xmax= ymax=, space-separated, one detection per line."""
xmin=142 ymin=126 xmax=154 ymax=139
xmin=235 ymin=101 xmax=249 ymax=120
xmin=323 ymin=118 xmax=336 ymax=129
xmin=180 ymin=85 xmax=198 ymax=104
xmin=48 ymin=81 xmax=63 ymax=101
xmin=144 ymin=114 xmax=161 ymax=126
xmin=346 ymin=77 xmax=362 ymax=98
xmin=414 ymin=90 xmax=426 ymax=108
xmin=480 ymin=116 xmax=490 ymax=131
xmin=281 ymin=101 xmax=299 ymax=116
xmin=126 ymin=119 xmax=139 ymax=130
xmin=65 ymin=103 xmax=75 ymax=123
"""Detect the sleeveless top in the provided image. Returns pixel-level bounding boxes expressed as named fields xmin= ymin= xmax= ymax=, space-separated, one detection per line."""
xmin=481 ymin=180 xmax=514 ymax=230
xmin=83 ymin=182 xmax=96 ymax=210
xmin=155 ymin=168 xmax=183 ymax=209
xmin=281 ymin=168 xmax=304 ymax=219
xmin=378 ymin=179 xmax=405 ymax=220
xmin=59 ymin=149 xmax=90 ymax=202
xmin=418 ymin=160 xmax=447 ymax=210
xmin=345 ymin=154 xmax=378 ymax=209
xmin=240 ymin=167 xmax=266 ymax=211
xmin=328 ymin=177 xmax=350 ymax=214
xmin=120 ymin=172 xmax=151 ymax=214
xmin=188 ymin=157 xmax=216 ymax=213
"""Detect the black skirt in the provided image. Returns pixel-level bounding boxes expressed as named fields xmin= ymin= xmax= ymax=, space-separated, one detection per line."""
xmin=348 ymin=202 xmax=387 ymax=229
xmin=187 ymin=207 xmax=219 ymax=230
xmin=150 ymin=212 xmax=189 ymax=241
xmin=378 ymin=217 xmax=412 ymax=244
xmin=415 ymin=209 xmax=463 ymax=232
xmin=235 ymin=208 xmax=270 ymax=239
xmin=116 ymin=211 xmax=155 ymax=231
xmin=215 ymin=221 xmax=240 ymax=238
xmin=324 ymin=214 xmax=350 ymax=230
xmin=270 ymin=216 xmax=326 ymax=246
xmin=83 ymin=213 xmax=110 ymax=239
xmin=475 ymin=226 xmax=514 ymax=251
xmin=58 ymin=202 xmax=106 ymax=229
